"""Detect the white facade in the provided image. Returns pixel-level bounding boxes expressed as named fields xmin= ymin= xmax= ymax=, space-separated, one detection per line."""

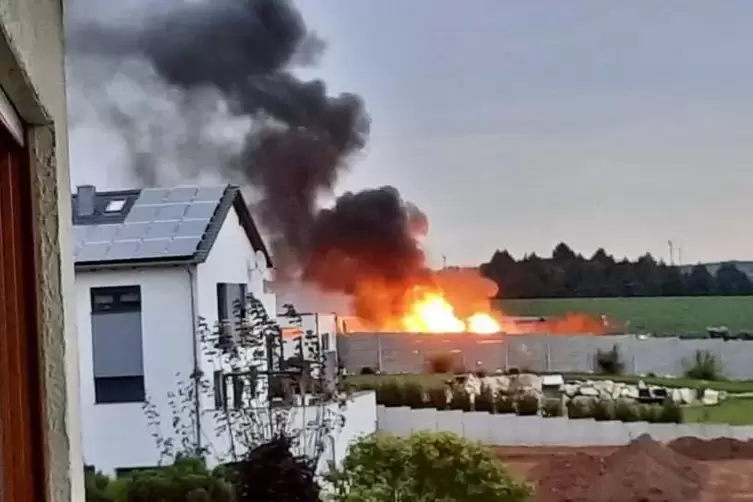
xmin=76 ymin=205 xmax=274 ymax=473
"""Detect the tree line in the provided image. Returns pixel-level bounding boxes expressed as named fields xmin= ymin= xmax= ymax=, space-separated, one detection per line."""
xmin=480 ymin=243 xmax=753 ymax=299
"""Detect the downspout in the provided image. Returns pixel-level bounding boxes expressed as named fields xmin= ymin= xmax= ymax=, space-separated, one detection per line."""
xmin=187 ymin=267 xmax=202 ymax=454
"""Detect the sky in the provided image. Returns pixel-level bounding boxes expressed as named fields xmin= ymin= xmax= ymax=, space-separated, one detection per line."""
xmin=68 ymin=1 xmax=753 ymax=268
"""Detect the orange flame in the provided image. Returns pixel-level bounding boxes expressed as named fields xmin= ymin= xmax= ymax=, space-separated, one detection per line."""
xmin=401 ymin=288 xmax=501 ymax=334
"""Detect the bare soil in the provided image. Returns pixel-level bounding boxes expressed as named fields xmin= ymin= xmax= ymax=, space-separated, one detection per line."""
xmin=493 ymin=437 xmax=753 ymax=502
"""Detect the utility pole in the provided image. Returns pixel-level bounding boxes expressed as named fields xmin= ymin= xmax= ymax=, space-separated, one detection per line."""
xmin=441 ymin=254 xmax=447 ymax=269
xmin=668 ymin=240 xmax=674 ymax=266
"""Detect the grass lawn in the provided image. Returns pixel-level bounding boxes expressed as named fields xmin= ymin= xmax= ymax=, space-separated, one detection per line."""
xmin=347 ymin=372 xmax=753 ymax=394
xmin=496 ymin=296 xmax=753 ymax=335
xmin=683 ymin=397 xmax=753 ymax=425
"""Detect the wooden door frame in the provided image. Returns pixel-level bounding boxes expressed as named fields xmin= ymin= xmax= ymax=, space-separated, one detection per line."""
xmin=0 ymin=123 xmax=47 ymax=501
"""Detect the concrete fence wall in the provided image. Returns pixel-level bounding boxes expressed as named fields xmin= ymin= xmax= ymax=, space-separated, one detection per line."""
xmin=339 ymin=333 xmax=753 ymax=379
xmin=377 ymin=405 xmax=753 ymax=446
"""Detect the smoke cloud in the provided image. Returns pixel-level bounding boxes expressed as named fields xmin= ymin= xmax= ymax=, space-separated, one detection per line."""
xmin=67 ymin=0 xmax=433 ymax=324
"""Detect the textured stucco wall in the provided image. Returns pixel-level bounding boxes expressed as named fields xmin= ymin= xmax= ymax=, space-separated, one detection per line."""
xmin=0 ymin=0 xmax=82 ymax=500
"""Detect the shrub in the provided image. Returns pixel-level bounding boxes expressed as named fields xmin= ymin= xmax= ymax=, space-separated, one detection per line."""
xmin=449 ymin=388 xmax=473 ymax=412
xmin=475 ymin=369 xmax=489 ymax=378
xmin=515 ymin=394 xmax=540 ymax=416
xmin=496 ymin=394 xmax=516 ymax=414
xmin=360 ymin=366 xmax=376 ymax=375
xmin=566 ymin=399 xmax=593 ymax=419
xmin=595 ymin=344 xmax=624 ymax=375
xmin=591 ymin=399 xmax=616 ymax=421
xmin=427 ymin=386 xmax=449 ymax=410
xmin=403 ymin=382 xmax=428 ymax=408
xmin=684 ymin=349 xmax=722 ymax=381
xmin=474 ymin=385 xmax=496 ymax=413
xmin=655 ymin=399 xmax=683 ymax=424
xmin=638 ymin=403 xmax=661 ymax=423
xmin=84 ymin=469 xmax=115 ymax=502
xmin=117 ymin=456 xmax=232 ymax=502
xmin=541 ymin=398 xmax=564 ymax=417
xmin=614 ymin=400 xmax=642 ymax=422
xmin=427 ymin=353 xmax=457 ymax=374
xmin=375 ymin=380 xmax=405 ymax=407
xmin=326 ymin=431 xmax=532 ymax=502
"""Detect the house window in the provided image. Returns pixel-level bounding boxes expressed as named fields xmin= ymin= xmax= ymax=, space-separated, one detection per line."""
xmin=217 ymin=283 xmax=247 ymax=349
xmin=90 ymin=286 xmax=145 ymax=403
xmin=213 ymin=369 xmax=257 ymax=410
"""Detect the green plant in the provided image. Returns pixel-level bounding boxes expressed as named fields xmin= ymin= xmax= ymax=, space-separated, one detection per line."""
xmin=403 ymin=382 xmax=428 ymax=408
xmin=427 ymin=353 xmax=456 ymax=374
xmin=541 ymin=398 xmax=564 ymax=417
xmin=326 ymin=431 xmax=532 ymax=502
xmin=449 ymin=388 xmax=473 ymax=412
xmin=655 ymin=399 xmax=683 ymax=424
xmin=496 ymin=394 xmax=516 ymax=414
xmin=375 ymin=380 xmax=405 ymax=407
xmin=566 ymin=399 xmax=593 ymax=419
xmin=426 ymin=386 xmax=449 ymax=410
xmin=474 ymin=385 xmax=496 ymax=413
xmin=514 ymin=394 xmax=540 ymax=416
xmin=614 ymin=400 xmax=641 ymax=422
xmin=684 ymin=349 xmax=722 ymax=381
xmin=590 ymin=399 xmax=616 ymax=421
xmin=638 ymin=403 xmax=661 ymax=423
xmin=595 ymin=344 xmax=624 ymax=375
xmin=85 ymin=469 xmax=115 ymax=502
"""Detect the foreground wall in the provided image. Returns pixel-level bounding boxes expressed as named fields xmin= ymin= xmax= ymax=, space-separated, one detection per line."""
xmin=339 ymin=333 xmax=753 ymax=378
xmin=0 ymin=0 xmax=82 ymax=500
xmin=378 ymin=405 xmax=753 ymax=446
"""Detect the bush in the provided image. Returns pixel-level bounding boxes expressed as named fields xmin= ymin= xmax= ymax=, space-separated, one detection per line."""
xmin=638 ymin=403 xmax=661 ymax=423
xmin=449 ymin=388 xmax=473 ymax=412
xmin=375 ymin=381 xmax=405 ymax=407
xmin=684 ymin=349 xmax=722 ymax=380
xmin=614 ymin=400 xmax=642 ymax=422
xmin=117 ymin=457 xmax=232 ymax=502
xmin=515 ymin=394 xmax=540 ymax=416
xmin=595 ymin=344 xmax=624 ymax=375
xmin=655 ymin=399 xmax=683 ymax=424
xmin=84 ymin=469 xmax=115 ymax=502
xmin=403 ymin=382 xmax=428 ymax=408
xmin=590 ymin=399 xmax=616 ymax=421
xmin=566 ymin=399 xmax=593 ymax=419
xmin=326 ymin=431 xmax=532 ymax=502
xmin=360 ymin=366 xmax=376 ymax=375
xmin=474 ymin=385 xmax=496 ymax=413
xmin=496 ymin=394 xmax=516 ymax=414
xmin=427 ymin=353 xmax=457 ymax=374
xmin=426 ymin=386 xmax=449 ymax=410
xmin=541 ymin=398 xmax=564 ymax=417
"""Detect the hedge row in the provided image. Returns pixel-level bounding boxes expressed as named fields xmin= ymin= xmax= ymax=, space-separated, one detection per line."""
xmin=359 ymin=380 xmax=683 ymax=424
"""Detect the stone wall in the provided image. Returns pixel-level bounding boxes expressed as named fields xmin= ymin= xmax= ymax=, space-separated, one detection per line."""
xmin=338 ymin=333 xmax=753 ymax=379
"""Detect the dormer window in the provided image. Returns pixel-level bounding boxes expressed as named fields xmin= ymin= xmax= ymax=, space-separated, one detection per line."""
xmin=105 ymin=199 xmax=126 ymax=213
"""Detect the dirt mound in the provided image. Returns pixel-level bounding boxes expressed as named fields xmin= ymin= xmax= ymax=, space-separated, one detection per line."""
xmin=534 ymin=453 xmax=606 ymax=502
xmin=582 ymin=434 xmax=706 ymax=502
xmin=669 ymin=436 xmax=753 ymax=461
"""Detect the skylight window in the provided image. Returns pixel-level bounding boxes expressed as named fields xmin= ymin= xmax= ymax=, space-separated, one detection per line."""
xmin=105 ymin=199 xmax=126 ymax=212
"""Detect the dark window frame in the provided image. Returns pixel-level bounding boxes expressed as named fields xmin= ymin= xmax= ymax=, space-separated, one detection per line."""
xmin=94 ymin=376 xmax=146 ymax=404
xmin=90 ymin=285 xmax=142 ymax=314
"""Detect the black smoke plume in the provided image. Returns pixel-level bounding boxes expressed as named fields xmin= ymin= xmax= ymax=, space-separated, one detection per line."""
xmin=68 ymin=0 xmax=430 ymax=323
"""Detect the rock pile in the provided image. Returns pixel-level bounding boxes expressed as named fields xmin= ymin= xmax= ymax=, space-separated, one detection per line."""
xmin=564 ymin=379 xmax=725 ymax=406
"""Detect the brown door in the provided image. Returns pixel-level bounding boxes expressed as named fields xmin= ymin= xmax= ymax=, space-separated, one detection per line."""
xmin=0 ymin=124 xmax=46 ymax=501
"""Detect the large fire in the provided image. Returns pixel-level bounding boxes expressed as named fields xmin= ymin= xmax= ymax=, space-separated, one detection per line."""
xmin=402 ymin=288 xmax=501 ymax=334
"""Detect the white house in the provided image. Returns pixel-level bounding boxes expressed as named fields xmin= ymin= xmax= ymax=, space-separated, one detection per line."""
xmin=72 ymin=184 xmax=277 ymax=473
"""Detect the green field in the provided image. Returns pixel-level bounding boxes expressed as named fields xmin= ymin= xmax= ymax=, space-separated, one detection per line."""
xmin=496 ymin=296 xmax=753 ymax=335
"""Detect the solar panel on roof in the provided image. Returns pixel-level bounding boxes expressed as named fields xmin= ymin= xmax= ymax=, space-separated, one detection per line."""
xmin=164 ymin=187 xmax=199 ymax=203
xmin=125 ymin=205 xmax=159 ymax=223
xmin=136 ymin=239 xmax=171 ymax=258
xmin=174 ymin=220 xmax=209 ymax=238
xmin=144 ymin=221 xmax=180 ymax=240
xmin=164 ymin=236 xmax=202 ymax=256
xmin=135 ymin=188 xmax=170 ymax=205
xmin=76 ymin=242 xmax=110 ymax=262
xmin=86 ymin=224 xmax=120 ymax=243
xmin=154 ymin=203 xmax=189 ymax=221
xmin=184 ymin=201 xmax=218 ymax=220
xmin=193 ymin=186 xmax=225 ymax=202
xmin=106 ymin=241 xmax=141 ymax=260
xmin=115 ymin=222 xmax=149 ymax=241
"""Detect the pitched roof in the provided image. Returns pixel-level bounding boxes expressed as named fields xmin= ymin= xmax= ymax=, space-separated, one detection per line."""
xmin=72 ymin=184 xmax=272 ymax=270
